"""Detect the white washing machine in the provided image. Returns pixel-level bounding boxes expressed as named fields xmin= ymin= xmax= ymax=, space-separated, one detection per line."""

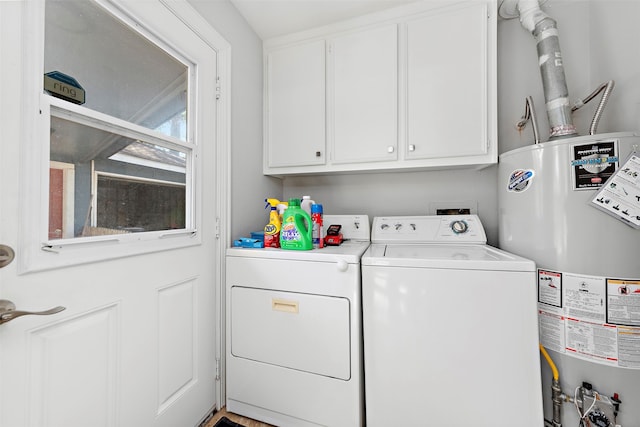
xmin=361 ymin=215 xmax=543 ymax=426
xmin=225 ymin=215 xmax=370 ymax=427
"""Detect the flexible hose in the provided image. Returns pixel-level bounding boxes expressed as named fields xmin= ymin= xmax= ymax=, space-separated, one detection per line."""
xmin=589 ymin=80 xmax=615 ymax=135
xmin=539 ymin=343 xmax=559 ymax=381
xmin=571 ymin=80 xmax=615 ymax=135
xmin=516 ymin=96 xmax=541 ymax=144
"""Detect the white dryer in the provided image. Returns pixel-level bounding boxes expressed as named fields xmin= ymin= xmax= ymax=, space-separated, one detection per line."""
xmin=225 ymin=215 xmax=370 ymax=427
xmin=361 ymin=215 xmax=543 ymax=426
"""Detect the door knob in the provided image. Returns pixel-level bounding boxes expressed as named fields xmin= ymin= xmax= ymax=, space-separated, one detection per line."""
xmin=0 ymin=299 xmax=66 ymax=325
xmin=0 ymin=245 xmax=15 ymax=268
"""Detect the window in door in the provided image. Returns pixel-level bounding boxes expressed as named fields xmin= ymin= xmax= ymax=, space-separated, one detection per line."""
xmin=44 ymin=0 xmax=193 ymax=242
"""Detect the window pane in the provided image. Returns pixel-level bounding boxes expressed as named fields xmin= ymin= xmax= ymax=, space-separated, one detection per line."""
xmin=44 ymin=0 xmax=188 ymax=140
xmin=96 ymin=175 xmax=185 ymax=233
xmin=49 ymin=115 xmax=188 ymax=239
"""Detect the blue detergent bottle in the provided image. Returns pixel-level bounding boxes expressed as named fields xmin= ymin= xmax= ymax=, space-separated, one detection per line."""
xmin=280 ymin=198 xmax=313 ymax=250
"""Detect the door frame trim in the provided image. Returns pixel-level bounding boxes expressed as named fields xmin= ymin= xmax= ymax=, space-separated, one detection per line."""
xmin=159 ymin=0 xmax=232 ymax=410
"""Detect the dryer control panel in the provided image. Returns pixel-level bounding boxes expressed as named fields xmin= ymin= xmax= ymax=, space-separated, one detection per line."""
xmin=371 ymin=215 xmax=486 ymax=244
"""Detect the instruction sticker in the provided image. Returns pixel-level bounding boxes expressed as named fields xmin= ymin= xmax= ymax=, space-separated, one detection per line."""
xmin=571 ymin=141 xmax=618 ymax=190
xmin=538 ymin=309 xmax=566 ymax=353
xmin=538 ymin=269 xmax=562 ymax=307
xmin=537 ymin=269 xmax=640 ymax=368
xmin=507 ymin=169 xmax=535 ymax=193
xmin=591 ymin=154 xmax=640 ymax=229
xmin=607 ymin=279 xmax=640 ymax=326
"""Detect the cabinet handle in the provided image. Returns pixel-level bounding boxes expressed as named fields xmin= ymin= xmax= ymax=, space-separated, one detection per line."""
xmin=408 ymin=144 xmax=416 ymax=152
xmin=387 ymin=146 xmax=395 ymax=153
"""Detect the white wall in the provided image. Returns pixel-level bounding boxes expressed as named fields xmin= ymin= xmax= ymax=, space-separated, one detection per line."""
xmin=189 ymin=0 xmax=640 ymax=245
xmin=188 ymin=1 xmax=640 ymax=424
xmin=589 ymin=1 xmax=640 ymax=133
xmin=284 ymin=168 xmax=499 ymax=243
xmin=283 ymin=0 xmax=640 ymax=246
xmin=498 ymin=0 xmax=640 ymax=152
xmin=187 ymin=0 xmax=282 ymax=240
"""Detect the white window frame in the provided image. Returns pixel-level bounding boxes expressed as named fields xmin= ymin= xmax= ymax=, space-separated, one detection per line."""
xmin=18 ymin=0 xmax=230 ymax=273
xmin=47 ymin=99 xmax=196 ymax=242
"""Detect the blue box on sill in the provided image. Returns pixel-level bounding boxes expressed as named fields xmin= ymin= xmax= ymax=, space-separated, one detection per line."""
xmin=233 ymin=237 xmax=264 ymax=248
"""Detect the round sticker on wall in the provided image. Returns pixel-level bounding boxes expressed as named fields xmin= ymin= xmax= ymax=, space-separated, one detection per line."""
xmin=507 ymin=169 xmax=535 ymax=193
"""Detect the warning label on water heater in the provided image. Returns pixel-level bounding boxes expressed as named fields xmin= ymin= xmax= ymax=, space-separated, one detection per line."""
xmin=571 ymin=141 xmax=618 ymax=190
xmin=538 ymin=269 xmax=640 ymax=368
xmin=590 ymin=154 xmax=640 ymax=229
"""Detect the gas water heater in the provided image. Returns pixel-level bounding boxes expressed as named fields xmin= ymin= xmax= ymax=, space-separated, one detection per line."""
xmin=498 ymin=1 xmax=640 ymax=425
xmin=499 ymin=132 xmax=639 ymax=427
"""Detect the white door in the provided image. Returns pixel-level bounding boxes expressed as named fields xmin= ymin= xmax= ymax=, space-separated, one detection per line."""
xmin=0 ymin=1 xmax=226 ymax=426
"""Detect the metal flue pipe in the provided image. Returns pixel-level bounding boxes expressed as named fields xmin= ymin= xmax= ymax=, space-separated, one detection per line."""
xmin=516 ymin=0 xmax=577 ymax=139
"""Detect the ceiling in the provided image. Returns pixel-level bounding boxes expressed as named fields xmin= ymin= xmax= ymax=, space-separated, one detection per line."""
xmin=229 ymin=0 xmax=421 ymax=39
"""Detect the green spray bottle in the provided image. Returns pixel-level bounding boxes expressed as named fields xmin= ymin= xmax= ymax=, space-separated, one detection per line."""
xmin=280 ymin=198 xmax=313 ymax=250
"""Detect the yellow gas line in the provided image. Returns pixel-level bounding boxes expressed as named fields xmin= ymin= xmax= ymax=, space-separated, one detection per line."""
xmin=540 ymin=343 xmax=559 ymax=381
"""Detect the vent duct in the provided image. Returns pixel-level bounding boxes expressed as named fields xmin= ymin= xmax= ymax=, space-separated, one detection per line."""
xmin=500 ymin=0 xmax=578 ymax=140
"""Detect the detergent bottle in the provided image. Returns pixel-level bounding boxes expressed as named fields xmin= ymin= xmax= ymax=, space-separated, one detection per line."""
xmin=300 ymin=195 xmax=315 ymax=216
xmin=280 ymin=198 xmax=313 ymax=250
xmin=264 ymin=198 xmax=283 ymax=248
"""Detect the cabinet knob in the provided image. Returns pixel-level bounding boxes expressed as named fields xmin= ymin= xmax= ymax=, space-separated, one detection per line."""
xmin=408 ymin=144 xmax=416 ymax=152
xmin=387 ymin=146 xmax=395 ymax=153
xmin=315 ymin=151 xmax=322 ymax=157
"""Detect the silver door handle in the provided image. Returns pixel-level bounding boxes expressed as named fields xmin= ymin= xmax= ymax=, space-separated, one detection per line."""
xmin=0 ymin=299 xmax=65 ymax=325
xmin=0 ymin=244 xmax=15 ymax=268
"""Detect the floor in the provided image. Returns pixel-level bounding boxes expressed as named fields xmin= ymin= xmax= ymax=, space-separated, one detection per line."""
xmin=204 ymin=407 xmax=275 ymax=427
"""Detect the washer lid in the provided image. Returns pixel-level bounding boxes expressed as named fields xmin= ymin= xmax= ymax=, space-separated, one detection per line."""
xmin=362 ymin=243 xmax=535 ymax=271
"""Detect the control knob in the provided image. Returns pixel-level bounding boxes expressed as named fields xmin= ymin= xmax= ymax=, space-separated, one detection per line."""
xmin=450 ymin=220 xmax=469 ymax=234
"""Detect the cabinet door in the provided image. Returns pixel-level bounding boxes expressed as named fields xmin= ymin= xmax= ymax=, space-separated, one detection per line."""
xmin=406 ymin=2 xmax=489 ymax=160
xmin=330 ymin=25 xmax=398 ymax=164
xmin=265 ymin=40 xmax=326 ymax=168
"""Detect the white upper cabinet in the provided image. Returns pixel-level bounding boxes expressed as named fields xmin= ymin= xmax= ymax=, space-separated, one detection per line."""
xmin=263 ymin=1 xmax=496 ymax=176
xmin=405 ymin=2 xmax=490 ymax=162
xmin=330 ymin=24 xmax=398 ymax=164
xmin=265 ymin=40 xmax=326 ymax=168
